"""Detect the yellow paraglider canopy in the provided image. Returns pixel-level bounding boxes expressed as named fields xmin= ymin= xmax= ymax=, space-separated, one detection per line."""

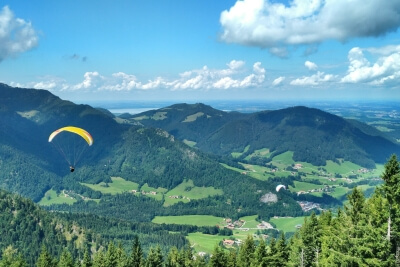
xmin=48 ymin=126 xmax=93 ymax=170
xmin=49 ymin=126 xmax=93 ymax=146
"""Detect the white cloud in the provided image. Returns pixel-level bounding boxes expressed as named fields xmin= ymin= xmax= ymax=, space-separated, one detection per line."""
xmin=341 ymin=46 xmax=400 ymax=85
xmin=305 ymin=61 xmax=318 ymax=71
xmin=220 ymin=0 xmax=400 ymax=52
xmin=0 ymin=6 xmax=38 ymax=61
xmin=290 ymin=71 xmax=335 ymax=86
xmin=272 ymin=76 xmax=285 ymax=86
xmin=71 ymin=72 xmax=104 ymax=90
xmin=22 ymin=60 xmax=266 ymax=92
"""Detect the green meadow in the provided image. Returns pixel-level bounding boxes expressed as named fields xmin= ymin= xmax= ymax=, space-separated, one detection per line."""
xmin=164 ymin=179 xmax=223 ymax=206
xmin=39 ymin=189 xmax=77 ymax=206
xmin=270 ymin=216 xmax=307 ymax=233
xmin=81 ymin=177 xmax=139 ymax=195
xmin=152 ymin=215 xmax=225 ymax=227
xmin=187 ymin=232 xmax=230 ymax=254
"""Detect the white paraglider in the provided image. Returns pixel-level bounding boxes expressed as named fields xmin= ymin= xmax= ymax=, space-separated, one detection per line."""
xmin=276 ymin=184 xmax=286 ymax=192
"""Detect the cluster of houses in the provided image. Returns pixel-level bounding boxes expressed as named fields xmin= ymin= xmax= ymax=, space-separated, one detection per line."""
xmin=168 ymin=195 xmax=191 ymax=200
xmin=131 ymin=189 xmax=157 ymax=196
xmin=297 ymin=201 xmax=321 ymax=212
xmin=296 ymin=185 xmax=335 ymax=196
xmin=224 ymin=218 xmax=245 ymax=230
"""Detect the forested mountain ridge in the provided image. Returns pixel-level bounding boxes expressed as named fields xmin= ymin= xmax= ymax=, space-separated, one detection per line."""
xmin=0 ymin=84 xmax=301 ymax=221
xmin=126 ymin=104 xmax=400 ymax=168
xmin=123 ymin=102 xmax=248 ymax=143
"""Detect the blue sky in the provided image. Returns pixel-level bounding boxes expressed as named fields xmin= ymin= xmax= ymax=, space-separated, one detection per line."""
xmin=1 ymin=0 xmax=400 ymax=103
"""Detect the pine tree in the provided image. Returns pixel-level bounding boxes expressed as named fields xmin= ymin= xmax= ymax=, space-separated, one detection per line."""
xmin=275 ymin=232 xmax=288 ymax=266
xmin=226 ymin=250 xmax=237 ymax=267
xmin=58 ymin=249 xmax=74 ymax=267
xmin=145 ymin=246 xmax=163 ymax=267
xmin=237 ymin=235 xmax=255 ymax=267
xmin=128 ymin=236 xmax=143 ymax=267
xmin=116 ymin=242 xmax=128 ymax=267
xmin=92 ymin=250 xmax=105 ymax=267
xmin=381 ymin=154 xmax=400 ymax=246
xmin=104 ymin=242 xmax=118 ymax=267
xmin=37 ymin=245 xmax=55 ymax=267
xmin=251 ymin=239 xmax=267 ymax=267
xmin=183 ymin=246 xmax=194 ymax=267
xmin=345 ymin=187 xmax=366 ymax=225
xmin=81 ymin=249 xmax=92 ymax=267
xmin=209 ymin=246 xmax=227 ymax=267
xmin=166 ymin=247 xmax=182 ymax=267
xmin=299 ymin=212 xmax=320 ymax=267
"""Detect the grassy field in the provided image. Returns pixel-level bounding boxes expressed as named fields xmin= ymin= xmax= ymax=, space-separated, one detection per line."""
xmin=187 ymin=232 xmax=230 ymax=254
xmin=39 ymin=189 xmax=77 ymax=206
xmin=244 ymin=148 xmax=271 ymax=161
xmin=140 ymin=183 xmax=167 ymax=201
xmin=164 ymin=179 xmax=223 ymax=206
xmin=81 ymin=177 xmax=139 ymax=195
xmin=231 ymin=145 xmax=250 ymax=158
xmin=272 ymin=151 xmax=295 ymax=165
xmin=270 ymin=216 xmax=307 ymax=233
xmin=183 ymin=112 xmax=204 ymax=122
xmin=183 ymin=139 xmax=197 ymax=147
xmin=152 ymin=215 xmax=225 ymax=227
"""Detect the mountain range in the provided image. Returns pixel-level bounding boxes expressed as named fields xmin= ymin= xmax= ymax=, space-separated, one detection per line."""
xmin=122 ymin=103 xmax=400 ymax=168
xmin=0 ymin=84 xmax=301 ymax=221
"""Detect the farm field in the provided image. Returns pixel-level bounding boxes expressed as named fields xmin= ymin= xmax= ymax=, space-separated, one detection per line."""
xmin=164 ymin=179 xmax=223 ymax=207
xmin=152 ymin=215 xmax=225 ymax=227
xmin=39 ymin=189 xmax=77 ymax=206
xmin=270 ymin=216 xmax=307 ymax=233
xmin=81 ymin=177 xmax=139 ymax=195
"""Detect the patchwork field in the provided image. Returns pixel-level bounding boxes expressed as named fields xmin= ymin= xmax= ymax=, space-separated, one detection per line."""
xmin=81 ymin=177 xmax=139 ymax=194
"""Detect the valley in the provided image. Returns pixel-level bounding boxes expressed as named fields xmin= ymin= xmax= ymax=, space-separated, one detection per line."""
xmin=1 ymin=84 xmax=400 ymax=261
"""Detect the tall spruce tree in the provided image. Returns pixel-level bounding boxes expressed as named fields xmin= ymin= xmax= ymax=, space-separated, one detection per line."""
xmin=209 ymin=246 xmax=227 ymax=267
xmin=81 ymin=249 xmax=92 ymax=267
xmin=381 ymin=154 xmax=400 ymax=247
xmin=237 ymin=235 xmax=255 ymax=267
xmin=128 ymin=236 xmax=143 ymax=267
xmin=58 ymin=249 xmax=74 ymax=267
xmin=37 ymin=245 xmax=55 ymax=267
xmin=145 ymin=246 xmax=163 ymax=267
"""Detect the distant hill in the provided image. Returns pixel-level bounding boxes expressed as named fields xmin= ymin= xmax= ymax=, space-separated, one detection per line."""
xmin=0 ymin=84 xmax=300 ymax=221
xmin=128 ymin=103 xmax=248 ymax=143
xmin=125 ymin=104 xmax=400 ymax=168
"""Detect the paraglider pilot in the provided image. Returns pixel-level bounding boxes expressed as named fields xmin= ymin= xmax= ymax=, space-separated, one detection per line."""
xmin=70 ymin=166 xmax=75 ymax=172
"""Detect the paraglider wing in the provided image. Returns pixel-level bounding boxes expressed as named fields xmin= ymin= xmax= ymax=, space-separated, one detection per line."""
xmin=276 ymin=184 xmax=286 ymax=192
xmin=48 ymin=126 xmax=93 ymax=169
xmin=49 ymin=126 xmax=93 ymax=146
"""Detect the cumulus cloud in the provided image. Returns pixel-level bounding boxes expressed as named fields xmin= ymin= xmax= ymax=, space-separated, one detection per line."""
xmin=272 ymin=76 xmax=285 ymax=86
xmin=71 ymin=72 xmax=104 ymax=90
xmin=290 ymin=71 xmax=335 ymax=86
xmin=0 ymin=6 xmax=38 ymax=61
xmin=220 ymin=0 xmax=400 ymax=54
xmin=27 ymin=60 xmax=266 ymax=92
xmin=305 ymin=61 xmax=318 ymax=71
xmin=170 ymin=60 xmax=265 ymax=90
xmin=341 ymin=45 xmax=400 ymax=86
